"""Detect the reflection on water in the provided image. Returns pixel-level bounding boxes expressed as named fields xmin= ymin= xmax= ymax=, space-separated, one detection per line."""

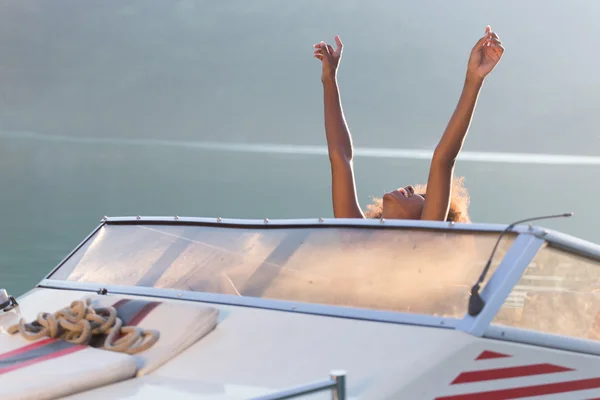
xmin=2 ymin=135 xmax=599 ymax=298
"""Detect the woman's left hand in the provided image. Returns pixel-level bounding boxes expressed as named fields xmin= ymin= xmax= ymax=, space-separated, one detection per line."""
xmin=467 ymin=25 xmax=504 ymax=81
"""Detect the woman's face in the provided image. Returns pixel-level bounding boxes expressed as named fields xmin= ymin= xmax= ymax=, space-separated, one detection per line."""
xmin=382 ymin=185 xmax=425 ymax=220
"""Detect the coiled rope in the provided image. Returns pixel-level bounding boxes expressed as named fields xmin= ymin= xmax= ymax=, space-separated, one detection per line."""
xmin=7 ymin=298 xmax=159 ymax=355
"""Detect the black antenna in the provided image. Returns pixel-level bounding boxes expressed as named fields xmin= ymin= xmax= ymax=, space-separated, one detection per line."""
xmin=467 ymin=212 xmax=574 ymax=317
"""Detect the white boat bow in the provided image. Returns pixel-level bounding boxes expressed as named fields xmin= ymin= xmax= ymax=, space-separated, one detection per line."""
xmin=1 ymin=216 xmax=599 ymax=399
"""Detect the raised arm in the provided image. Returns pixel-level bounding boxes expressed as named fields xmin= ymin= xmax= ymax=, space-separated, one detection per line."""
xmin=314 ymin=36 xmax=365 ymax=219
xmin=421 ymin=26 xmax=504 ymax=221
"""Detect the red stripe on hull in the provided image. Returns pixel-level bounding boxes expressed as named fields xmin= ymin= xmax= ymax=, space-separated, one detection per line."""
xmin=475 ymin=351 xmax=511 ymax=360
xmin=437 ymin=377 xmax=600 ymax=400
xmin=452 ymin=363 xmax=573 ymax=384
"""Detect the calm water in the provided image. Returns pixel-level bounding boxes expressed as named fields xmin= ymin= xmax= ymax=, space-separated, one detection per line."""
xmin=1 ymin=0 xmax=600 ymax=296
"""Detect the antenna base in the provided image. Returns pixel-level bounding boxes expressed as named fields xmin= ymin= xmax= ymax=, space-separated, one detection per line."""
xmin=468 ymin=285 xmax=485 ymax=317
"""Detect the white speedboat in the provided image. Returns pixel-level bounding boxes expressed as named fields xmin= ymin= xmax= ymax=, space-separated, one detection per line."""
xmin=1 ymin=215 xmax=599 ymax=399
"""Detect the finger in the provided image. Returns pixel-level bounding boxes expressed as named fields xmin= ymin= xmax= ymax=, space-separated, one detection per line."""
xmin=488 ymin=41 xmax=504 ymax=54
xmin=326 ymin=44 xmax=335 ymax=56
xmin=485 ymin=25 xmax=491 ymax=34
xmin=488 ymin=31 xmax=500 ymax=40
xmin=314 ymin=54 xmax=324 ymax=60
xmin=486 ymin=38 xmax=502 ymax=47
xmin=320 ymin=43 xmax=334 ymax=62
xmin=313 ymin=41 xmax=327 ymax=49
xmin=335 ymin=35 xmax=343 ymax=55
xmin=493 ymin=43 xmax=505 ymax=54
xmin=472 ymin=35 xmax=488 ymax=51
xmin=485 ymin=43 xmax=504 ymax=58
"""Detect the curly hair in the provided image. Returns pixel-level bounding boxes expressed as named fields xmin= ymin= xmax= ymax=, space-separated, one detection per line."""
xmin=364 ymin=176 xmax=471 ymax=223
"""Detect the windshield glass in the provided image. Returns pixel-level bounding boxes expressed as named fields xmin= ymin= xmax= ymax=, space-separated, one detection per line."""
xmin=493 ymin=243 xmax=600 ymax=341
xmin=49 ymin=223 xmax=515 ymax=318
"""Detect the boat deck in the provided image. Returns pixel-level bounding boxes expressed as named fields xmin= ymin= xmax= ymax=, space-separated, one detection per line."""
xmin=2 ymin=216 xmax=600 ymax=399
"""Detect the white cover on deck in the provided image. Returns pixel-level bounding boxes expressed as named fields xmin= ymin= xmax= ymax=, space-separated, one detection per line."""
xmin=87 ymin=294 xmax=219 ymax=376
xmin=0 ymin=334 xmax=137 ymax=400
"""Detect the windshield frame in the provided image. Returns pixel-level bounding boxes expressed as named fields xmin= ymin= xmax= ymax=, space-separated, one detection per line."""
xmin=36 ymin=216 xmax=600 ymax=356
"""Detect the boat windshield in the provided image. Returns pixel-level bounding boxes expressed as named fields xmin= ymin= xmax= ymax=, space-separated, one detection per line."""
xmin=49 ymin=223 xmax=516 ymax=318
xmin=494 ymin=243 xmax=600 ymax=341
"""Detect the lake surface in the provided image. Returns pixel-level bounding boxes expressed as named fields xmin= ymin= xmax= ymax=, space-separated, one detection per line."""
xmin=1 ymin=0 xmax=600 ymax=296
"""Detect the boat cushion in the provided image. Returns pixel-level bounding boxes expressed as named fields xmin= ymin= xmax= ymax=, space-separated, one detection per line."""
xmin=85 ymin=294 xmax=219 ymax=376
xmin=0 ymin=334 xmax=137 ymax=400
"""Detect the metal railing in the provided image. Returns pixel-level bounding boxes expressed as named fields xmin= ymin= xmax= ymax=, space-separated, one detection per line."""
xmin=250 ymin=370 xmax=346 ymax=400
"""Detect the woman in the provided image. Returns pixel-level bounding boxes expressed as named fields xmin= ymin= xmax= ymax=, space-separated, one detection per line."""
xmin=313 ymin=26 xmax=504 ymax=223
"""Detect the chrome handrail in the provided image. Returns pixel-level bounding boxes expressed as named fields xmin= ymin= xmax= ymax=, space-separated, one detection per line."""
xmin=251 ymin=370 xmax=346 ymax=400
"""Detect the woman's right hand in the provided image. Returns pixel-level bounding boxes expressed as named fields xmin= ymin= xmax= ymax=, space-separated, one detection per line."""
xmin=313 ymin=35 xmax=343 ymax=83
